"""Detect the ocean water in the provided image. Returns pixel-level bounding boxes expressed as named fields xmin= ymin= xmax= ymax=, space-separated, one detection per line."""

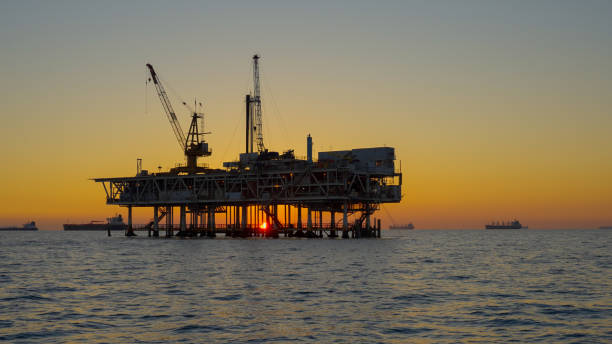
xmin=0 ymin=229 xmax=610 ymax=343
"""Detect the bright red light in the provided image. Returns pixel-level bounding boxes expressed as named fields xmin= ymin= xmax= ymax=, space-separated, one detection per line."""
xmin=260 ymin=222 xmax=267 ymax=231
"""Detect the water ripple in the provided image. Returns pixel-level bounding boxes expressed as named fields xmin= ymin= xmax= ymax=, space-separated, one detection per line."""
xmin=0 ymin=229 xmax=609 ymax=343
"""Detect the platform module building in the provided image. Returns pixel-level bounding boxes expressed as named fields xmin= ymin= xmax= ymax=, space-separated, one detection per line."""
xmin=93 ymin=56 xmax=402 ymax=238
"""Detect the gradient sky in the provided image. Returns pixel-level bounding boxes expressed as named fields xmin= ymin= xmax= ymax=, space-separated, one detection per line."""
xmin=1 ymin=0 xmax=611 ymax=229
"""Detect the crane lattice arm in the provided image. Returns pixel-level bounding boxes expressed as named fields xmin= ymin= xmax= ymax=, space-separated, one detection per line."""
xmin=146 ymin=63 xmax=187 ymax=151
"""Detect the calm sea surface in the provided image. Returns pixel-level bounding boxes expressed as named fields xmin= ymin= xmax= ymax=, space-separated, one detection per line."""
xmin=0 ymin=229 xmax=610 ymax=343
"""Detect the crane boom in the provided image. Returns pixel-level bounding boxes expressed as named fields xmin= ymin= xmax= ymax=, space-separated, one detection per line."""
xmin=146 ymin=63 xmax=186 ymax=150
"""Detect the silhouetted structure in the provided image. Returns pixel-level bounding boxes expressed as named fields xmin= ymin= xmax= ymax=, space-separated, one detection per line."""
xmin=94 ymin=56 xmax=402 ymax=238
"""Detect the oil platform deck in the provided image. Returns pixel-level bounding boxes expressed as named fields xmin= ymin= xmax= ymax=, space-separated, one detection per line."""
xmin=94 ymin=145 xmax=402 ymax=238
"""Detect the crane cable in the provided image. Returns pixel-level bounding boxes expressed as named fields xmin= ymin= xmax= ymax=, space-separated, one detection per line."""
xmin=159 ymin=74 xmax=192 ymax=118
xmin=262 ymin=74 xmax=290 ymax=150
xmin=219 ymin=101 xmax=243 ymax=163
xmin=381 ymin=204 xmax=397 ymax=227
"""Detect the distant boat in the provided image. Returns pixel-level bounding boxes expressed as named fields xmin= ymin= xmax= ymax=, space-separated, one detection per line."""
xmin=389 ymin=223 xmax=414 ymax=230
xmin=599 ymin=226 xmax=612 ymax=229
xmin=64 ymin=214 xmax=127 ymax=231
xmin=485 ymin=220 xmax=524 ymax=230
xmin=0 ymin=221 xmax=38 ymax=231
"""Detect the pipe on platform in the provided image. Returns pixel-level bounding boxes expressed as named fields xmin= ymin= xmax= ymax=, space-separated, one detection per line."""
xmin=307 ymin=134 xmax=313 ymax=163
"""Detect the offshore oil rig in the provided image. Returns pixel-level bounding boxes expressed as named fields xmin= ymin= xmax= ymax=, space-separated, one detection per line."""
xmin=94 ymin=55 xmax=402 ymax=238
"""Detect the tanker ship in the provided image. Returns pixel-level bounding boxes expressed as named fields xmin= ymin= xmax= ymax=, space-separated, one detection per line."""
xmin=0 ymin=221 xmax=38 ymax=231
xmin=389 ymin=223 xmax=415 ymax=230
xmin=63 ymin=214 xmax=127 ymax=231
xmin=485 ymin=220 xmax=524 ymax=229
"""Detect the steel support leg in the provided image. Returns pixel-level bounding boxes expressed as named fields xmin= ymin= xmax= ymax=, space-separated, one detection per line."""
xmin=166 ymin=207 xmax=173 ymax=237
xmin=342 ymin=202 xmax=349 ymax=239
xmin=307 ymin=207 xmax=312 ymax=230
xmin=180 ymin=205 xmax=186 ymax=233
xmin=153 ymin=206 xmax=159 ymax=237
xmin=126 ymin=205 xmax=135 ymax=236
xmin=242 ymin=205 xmax=247 ymax=230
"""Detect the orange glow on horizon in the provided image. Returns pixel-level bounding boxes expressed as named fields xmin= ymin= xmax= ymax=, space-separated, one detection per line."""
xmin=0 ymin=2 xmax=611 ymax=230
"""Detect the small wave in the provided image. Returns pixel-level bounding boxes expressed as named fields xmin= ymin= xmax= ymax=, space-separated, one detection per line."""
xmin=448 ymin=275 xmax=472 ymax=280
xmin=477 ymin=292 xmax=518 ymax=299
xmin=2 ymin=294 xmax=53 ymax=302
xmin=559 ymin=332 xmax=588 ymax=340
xmin=0 ymin=320 xmax=13 ymax=329
xmin=539 ymin=305 xmax=603 ymax=317
xmin=487 ymin=317 xmax=545 ymax=327
xmin=393 ymin=293 xmax=429 ymax=301
xmin=141 ymin=314 xmax=171 ymax=320
xmin=548 ymin=268 xmax=566 ymax=274
xmin=45 ymin=286 xmax=78 ymax=293
xmin=165 ymin=289 xmax=185 ymax=295
xmin=104 ymin=313 xmax=133 ymax=320
xmin=384 ymin=327 xmax=433 ymax=334
xmin=392 ymin=292 xmax=450 ymax=304
xmin=213 ymin=294 xmax=243 ymax=301
xmin=56 ymin=311 xmax=87 ymax=320
xmin=73 ymin=320 xmax=116 ymax=329
xmin=0 ymin=329 xmax=76 ymax=341
xmin=174 ymin=324 xmax=224 ymax=333
xmin=257 ymin=336 xmax=293 ymax=342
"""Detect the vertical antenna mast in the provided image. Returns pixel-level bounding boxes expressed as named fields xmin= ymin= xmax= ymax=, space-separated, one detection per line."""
xmin=252 ymin=54 xmax=265 ymax=152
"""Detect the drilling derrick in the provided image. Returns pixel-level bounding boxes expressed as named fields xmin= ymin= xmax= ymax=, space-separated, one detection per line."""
xmin=252 ymin=55 xmax=264 ymax=153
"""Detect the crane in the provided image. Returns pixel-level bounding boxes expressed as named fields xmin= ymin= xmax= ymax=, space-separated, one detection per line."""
xmin=146 ymin=63 xmax=211 ymax=174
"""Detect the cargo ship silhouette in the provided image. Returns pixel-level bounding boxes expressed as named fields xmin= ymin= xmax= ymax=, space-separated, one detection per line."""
xmin=389 ymin=223 xmax=414 ymax=230
xmin=485 ymin=220 xmax=525 ymax=229
xmin=63 ymin=215 xmax=127 ymax=231
xmin=0 ymin=221 xmax=38 ymax=231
